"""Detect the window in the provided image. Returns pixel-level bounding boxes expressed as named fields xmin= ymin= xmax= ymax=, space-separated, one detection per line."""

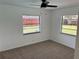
xmin=23 ymin=15 xmax=40 ymax=34
xmin=61 ymin=15 xmax=78 ymax=36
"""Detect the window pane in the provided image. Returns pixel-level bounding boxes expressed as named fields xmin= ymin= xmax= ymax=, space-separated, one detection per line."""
xmin=62 ymin=15 xmax=78 ymax=36
xmin=23 ymin=15 xmax=40 ymax=34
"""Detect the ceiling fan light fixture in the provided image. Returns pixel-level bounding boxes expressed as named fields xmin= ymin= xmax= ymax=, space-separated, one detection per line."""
xmin=41 ymin=0 xmax=58 ymax=8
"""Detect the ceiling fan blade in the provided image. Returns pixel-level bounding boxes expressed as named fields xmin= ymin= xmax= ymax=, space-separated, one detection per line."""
xmin=47 ymin=5 xmax=58 ymax=7
xmin=41 ymin=0 xmax=46 ymax=2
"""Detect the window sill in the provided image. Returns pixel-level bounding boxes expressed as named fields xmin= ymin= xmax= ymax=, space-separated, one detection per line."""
xmin=23 ymin=32 xmax=40 ymax=35
xmin=61 ymin=32 xmax=76 ymax=37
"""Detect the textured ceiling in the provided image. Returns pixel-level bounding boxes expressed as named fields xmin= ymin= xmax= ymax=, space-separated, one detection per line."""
xmin=0 ymin=0 xmax=79 ymax=9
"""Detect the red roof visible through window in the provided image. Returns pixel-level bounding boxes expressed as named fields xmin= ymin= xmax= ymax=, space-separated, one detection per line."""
xmin=23 ymin=17 xmax=39 ymax=25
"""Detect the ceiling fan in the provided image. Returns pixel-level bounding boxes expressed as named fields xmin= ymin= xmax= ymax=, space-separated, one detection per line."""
xmin=41 ymin=0 xmax=58 ymax=8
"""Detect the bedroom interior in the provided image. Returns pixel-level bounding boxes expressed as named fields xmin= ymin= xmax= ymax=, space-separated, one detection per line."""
xmin=0 ymin=0 xmax=79 ymax=59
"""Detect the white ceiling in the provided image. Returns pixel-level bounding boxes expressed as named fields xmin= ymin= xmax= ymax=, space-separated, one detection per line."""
xmin=0 ymin=0 xmax=79 ymax=9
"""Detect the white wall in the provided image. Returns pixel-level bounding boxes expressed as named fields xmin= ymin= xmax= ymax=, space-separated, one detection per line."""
xmin=51 ymin=6 xmax=79 ymax=49
xmin=74 ymin=12 xmax=79 ymax=59
xmin=0 ymin=4 xmax=51 ymax=51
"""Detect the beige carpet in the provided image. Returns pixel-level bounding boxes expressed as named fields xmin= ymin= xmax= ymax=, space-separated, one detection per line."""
xmin=0 ymin=40 xmax=74 ymax=59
